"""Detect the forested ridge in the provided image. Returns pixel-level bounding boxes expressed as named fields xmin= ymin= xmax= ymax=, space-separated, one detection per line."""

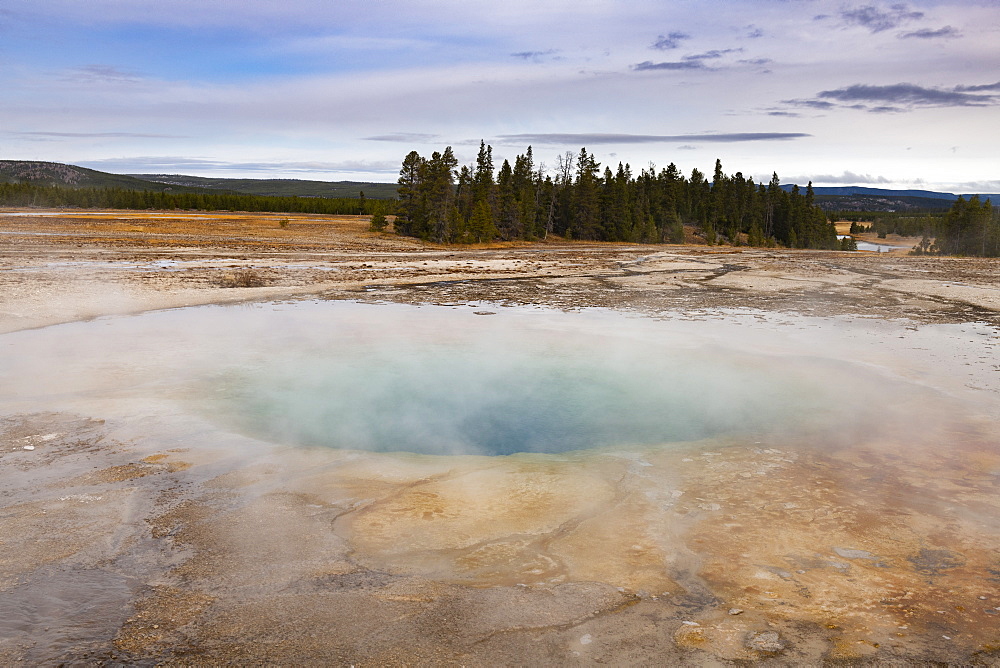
xmin=0 ymin=182 xmax=385 ymax=216
xmin=393 ymin=142 xmax=840 ymax=249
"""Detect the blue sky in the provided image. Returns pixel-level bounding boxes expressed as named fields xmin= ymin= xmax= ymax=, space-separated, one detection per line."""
xmin=2 ymin=0 xmax=998 ymax=192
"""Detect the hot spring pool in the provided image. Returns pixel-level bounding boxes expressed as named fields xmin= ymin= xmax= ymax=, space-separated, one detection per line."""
xmin=2 ymin=299 xmax=1000 ymax=663
xmin=0 ymin=299 xmax=938 ymax=457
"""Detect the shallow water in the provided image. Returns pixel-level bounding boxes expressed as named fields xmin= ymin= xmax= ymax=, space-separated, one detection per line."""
xmin=837 ymin=234 xmax=909 ymax=252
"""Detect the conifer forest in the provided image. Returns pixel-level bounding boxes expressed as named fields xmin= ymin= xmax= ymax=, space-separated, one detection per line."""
xmin=394 ymin=142 xmax=841 ymax=249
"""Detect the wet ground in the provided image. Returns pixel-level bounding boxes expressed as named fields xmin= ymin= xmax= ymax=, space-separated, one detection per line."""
xmin=1 ymin=210 xmax=1000 ymax=665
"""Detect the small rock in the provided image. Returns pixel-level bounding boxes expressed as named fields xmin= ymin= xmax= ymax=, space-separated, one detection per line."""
xmin=746 ymin=630 xmax=785 ymax=653
xmin=729 ymin=608 xmax=744 ymax=616
xmin=833 ymin=547 xmax=874 ymax=560
xmin=579 ymin=633 xmax=592 ymax=645
xmin=681 ymin=621 xmax=700 ymax=626
xmin=23 ymin=445 xmax=35 ymax=451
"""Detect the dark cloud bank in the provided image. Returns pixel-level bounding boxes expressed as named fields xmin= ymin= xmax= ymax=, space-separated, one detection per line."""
xmin=784 ymin=81 xmax=1000 ymax=113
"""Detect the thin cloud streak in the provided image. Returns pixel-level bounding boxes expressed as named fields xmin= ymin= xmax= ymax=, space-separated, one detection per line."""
xmin=633 ymin=60 xmax=707 ymax=71
xmin=683 ymin=48 xmax=743 ymax=61
xmin=364 ymin=133 xmax=441 ymax=143
xmin=15 ymin=131 xmax=186 ymax=139
xmin=80 ymin=156 xmax=400 ymax=174
xmin=899 ymin=25 xmax=961 ymax=39
xmin=785 ymin=171 xmax=893 ymax=185
xmin=495 ymin=133 xmax=811 ymax=145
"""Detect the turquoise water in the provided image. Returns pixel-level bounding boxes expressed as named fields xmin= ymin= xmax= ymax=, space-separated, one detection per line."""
xmin=200 ymin=307 xmax=856 ymax=456
xmin=0 ymin=299 xmax=902 ymax=457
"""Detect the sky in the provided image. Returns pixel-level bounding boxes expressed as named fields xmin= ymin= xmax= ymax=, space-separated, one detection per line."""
xmin=2 ymin=0 xmax=998 ymax=192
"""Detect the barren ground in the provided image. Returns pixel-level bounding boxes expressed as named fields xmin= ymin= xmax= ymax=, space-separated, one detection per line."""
xmin=2 ymin=210 xmax=1000 ymax=665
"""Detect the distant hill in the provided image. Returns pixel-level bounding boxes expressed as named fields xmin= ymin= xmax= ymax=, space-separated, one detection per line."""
xmin=0 ymin=160 xmax=218 ymax=194
xmin=129 ymin=174 xmax=399 ymax=199
xmin=780 ymin=184 xmax=999 ymax=212
xmin=782 ymin=185 xmax=1000 ymax=200
xmin=0 ymin=160 xmax=399 ymax=200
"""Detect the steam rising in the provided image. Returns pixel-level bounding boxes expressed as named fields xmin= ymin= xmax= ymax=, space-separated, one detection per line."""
xmin=1 ymin=300 xmax=950 ymax=459
xmin=195 ymin=306 xmax=896 ymax=457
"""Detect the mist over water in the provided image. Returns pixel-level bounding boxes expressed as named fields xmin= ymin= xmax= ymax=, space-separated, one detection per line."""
xmin=0 ymin=299 xmax=941 ymax=457
xmin=206 ymin=347 xmax=828 ymax=456
xmin=194 ymin=305 xmax=894 ymax=457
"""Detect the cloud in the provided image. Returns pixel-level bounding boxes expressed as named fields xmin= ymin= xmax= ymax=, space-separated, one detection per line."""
xmin=954 ymin=81 xmax=1000 ymax=93
xmin=745 ymin=25 xmax=764 ymax=39
xmin=899 ymin=25 xmax=961 ymax=39
xmin=784 ymin=99 xmax=836 ymax=110
xmin=13 ymin=131 xmax=184 ymax=138
xmin=818 ymin=83 xmax=996 ymax=107
xmin=839 ymin=4 xmax=923 ymax=32
xmin=947 ymin=180 xmax=1000 ymax=194
xmin=634 ymin=47 xmax=744 ymax=72
xmin=739 ymin=58 xmax=773 ymax=66
xmin=79 ymin=156 xmax=400 ymax=174
xmin=511 ymin=49 xmax=559 ymax=61
xmin=783 ymin=82 xmax=1000 ymax=113
xmin=363 ymin=133 xmax=441 ymax=143
xmin=494 ymin=132 xmax=810 ymax=146
xmin=650 ymin=31 xmax=690 ymax=50
xmin=683 ymin=48 xmax=743 ymax=61
xmin=789 ymin=171 xmax=892 ymax=185
xmin=632 ymin=60 xmax=706 ymax=71
xmin=61 ymin=65 xmax=143 ymax=84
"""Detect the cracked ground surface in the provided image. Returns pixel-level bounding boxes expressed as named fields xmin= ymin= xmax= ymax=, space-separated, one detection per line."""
xmin=2 ymin=210 xmax=1000 ymax=665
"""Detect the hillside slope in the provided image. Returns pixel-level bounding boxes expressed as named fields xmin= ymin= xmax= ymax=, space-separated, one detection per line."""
xmin=129 ymin=174 xmax=398 ymax=199
xmin=0 ymin=161 xmax=399 ymax=199
xmin=0 ymin=161 xmax=216 ymax=193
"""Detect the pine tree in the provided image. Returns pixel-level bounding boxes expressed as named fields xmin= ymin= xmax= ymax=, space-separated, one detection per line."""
xmin=369 ymin=209 xmax=388 ymax=232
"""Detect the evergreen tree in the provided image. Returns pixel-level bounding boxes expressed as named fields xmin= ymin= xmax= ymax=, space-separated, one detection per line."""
xmin=570 ymin=148 xmax=601 ymax=239
xmin=396 ymin=150 xmax=425 ymax=237
xmin=369 ymin=209 xmax=388 ymax=232
xmin=496 ymin=159 xmax=519 ymax=240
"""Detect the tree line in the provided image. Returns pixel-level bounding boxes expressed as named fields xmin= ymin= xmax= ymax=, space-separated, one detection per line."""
xmin=0 ymin=182 xmax=386 ymax=216
xmin=846 ymin=196 xmax=998 ymax=257
xmin=926 ymin=195 xmax=998 ymax=256
xmin=392 ymin=142 xmax=840 ymax=249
